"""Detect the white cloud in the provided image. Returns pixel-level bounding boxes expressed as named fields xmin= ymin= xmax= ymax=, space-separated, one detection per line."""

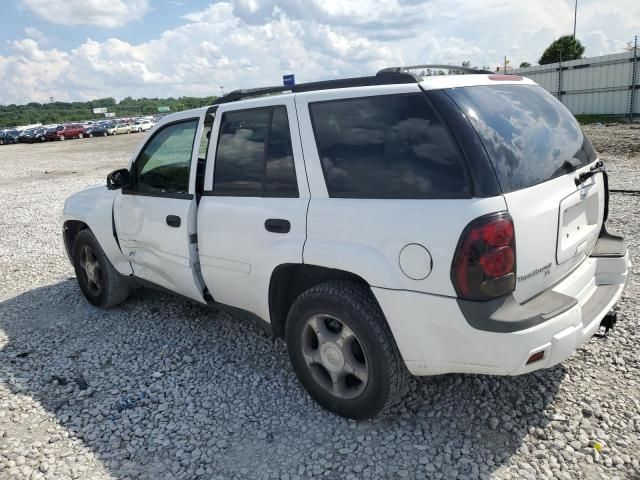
xmin=24 ymin=27 xmax=48 ymax=44
xmin=21 ymin=0 xmax=150 ymax=28
xmin=0 ymin=40 xmax=71 ymax=104
xmin=1 ymin=0 xmax=639 ymax=104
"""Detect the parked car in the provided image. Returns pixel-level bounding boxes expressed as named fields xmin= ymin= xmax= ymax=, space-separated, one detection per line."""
xmin=130 ymin=119 xmax=154 ymax=133
xmin=31 ymin=127 xmax=49 ymax=143
xmin=18 ymin=128 xmax=37 ymax=143
xmin=0 ymin=129 xmax=20 ymax=145
xmin=46 ymin=124 xmax=86 ymax=141
xmin=113 ymin=122 xmax=132 ymax=135
xmin=62 ymin=68 xmax=629 ymax=419
xmin=104 ymin=122 xmax=117 ymax=135
xmin=85 ymin=124 xmax=109 ymax=137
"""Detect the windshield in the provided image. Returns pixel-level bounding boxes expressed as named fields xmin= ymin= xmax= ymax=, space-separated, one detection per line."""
xmin=446 ymin=84 xmax=596 ymax=193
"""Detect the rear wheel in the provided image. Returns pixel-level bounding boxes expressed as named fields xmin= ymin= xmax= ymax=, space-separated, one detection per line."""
xmin=78 ymin=133 xmax=84 ymax=139
xmin=286 ymin=281 xmax=409 ymax=419
xmin=72 ymin=229 xmax=131 ymax=308
xmin=102 ymin=131 xmax=107 ymax=137
xmin=58 ymin=136 xmax=65 ymax=141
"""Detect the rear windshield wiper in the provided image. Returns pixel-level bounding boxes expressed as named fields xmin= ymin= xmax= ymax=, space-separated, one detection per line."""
xmin=575 ymin=160 xmax=605 ymax=186
xmin=554 ymin=158 xmax=581 ymax=177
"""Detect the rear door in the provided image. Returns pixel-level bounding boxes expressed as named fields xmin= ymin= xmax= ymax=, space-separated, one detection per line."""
xmin=198 ymin=95 xmax=309 ymax=322
xmin=114 ymin=110 xmax=208 ymax=302
xmin=447 ymin=84 xmax=604 ymax=302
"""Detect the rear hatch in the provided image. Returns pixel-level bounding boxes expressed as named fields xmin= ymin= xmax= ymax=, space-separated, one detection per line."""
xmin=447 ymin=83 xmax=604 ymax=303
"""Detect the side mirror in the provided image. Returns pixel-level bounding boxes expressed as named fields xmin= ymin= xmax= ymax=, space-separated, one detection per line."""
xmin=107 ymin=168 xmax=133 ymax=190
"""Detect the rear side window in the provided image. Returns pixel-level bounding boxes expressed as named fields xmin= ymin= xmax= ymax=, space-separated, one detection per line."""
xmin=213 ymin=106 xmax=298 ymax=197
xmin=447 ymin=84 xmax=596 ymax=193
xmin=309 ymin=93 xmax=470 ymax=199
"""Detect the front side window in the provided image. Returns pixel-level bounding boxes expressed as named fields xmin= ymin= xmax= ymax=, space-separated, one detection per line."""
xmin=309 ymin=93 xmax=470 ymax=199
xmin=134 ymin=119 xmax=198 ymax=195
xmin=213 ymin=106 xmax=298 ymax=197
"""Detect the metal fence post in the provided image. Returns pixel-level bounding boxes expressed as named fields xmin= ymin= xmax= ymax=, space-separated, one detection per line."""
xmin=557 ymin=61 xmax=563 ymax=102
xmin=630 ymin=35 xmax=638 ymax=122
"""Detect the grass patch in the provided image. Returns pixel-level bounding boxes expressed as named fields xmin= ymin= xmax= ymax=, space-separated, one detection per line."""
xmin=574 ymin=114 xmax=621 ymax=125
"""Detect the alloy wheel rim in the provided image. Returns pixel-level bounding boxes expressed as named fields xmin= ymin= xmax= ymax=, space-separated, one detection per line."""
xmin=80 ymin=245 xmax=102 ymax=296
xmin=301 ymin=314 xmax=369 ymax=399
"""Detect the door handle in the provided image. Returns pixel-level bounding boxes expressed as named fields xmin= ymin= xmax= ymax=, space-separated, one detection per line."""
xmin=265 ymin=218 xmax=290 ymax=234
xmin=166 ymin=215 xmax=181 ymax=228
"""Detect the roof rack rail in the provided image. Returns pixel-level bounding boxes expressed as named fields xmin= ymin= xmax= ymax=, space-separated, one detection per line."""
xmin=377 ymin=64 xmax=494 ymax=75
xmin=212 ymin=71 xmax=420 ymax=105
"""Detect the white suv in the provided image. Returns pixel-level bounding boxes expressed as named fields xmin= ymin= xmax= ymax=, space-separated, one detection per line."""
xmin=62 ymin=68 xmax=630 ymax=418
xmin=130 ymin=119 xmax=154 ymax=133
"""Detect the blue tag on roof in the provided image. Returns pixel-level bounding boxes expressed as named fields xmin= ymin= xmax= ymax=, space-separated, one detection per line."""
xmin=283 ymin=74 xmax=295 ymax=86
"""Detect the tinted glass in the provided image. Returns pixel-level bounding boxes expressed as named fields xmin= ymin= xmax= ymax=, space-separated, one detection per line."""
xmin=309 ymin=94 xmax=469 ymax=198
xmin=213 ymin=106 xmax=297 ymax=197
xmin=214 ymin=108 xmax=270 ymax=195
xmin=134 ymin=119 xmax=197 ymax=194
xmin=447 ymin=84 xmax=596 ymax=193
xmin=264 ymin=107 xmax=297 ymax=197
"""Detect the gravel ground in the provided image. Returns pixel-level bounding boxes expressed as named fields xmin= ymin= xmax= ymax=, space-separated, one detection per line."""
xmin=0 ymin=130 xmax=638 ymax=480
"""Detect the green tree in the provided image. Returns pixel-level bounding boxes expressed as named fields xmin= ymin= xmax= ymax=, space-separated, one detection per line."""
xmin=519 ymin=62 xmax=531 ymax=68
xmin=538 ymin=35 xmax=585 ymax=65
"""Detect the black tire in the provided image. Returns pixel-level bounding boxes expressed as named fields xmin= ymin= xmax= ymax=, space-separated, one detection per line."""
xmin=286 ymin=280 xmax=409 ymax=419
xmin=72 ymin=229 xmax=131 ymax=308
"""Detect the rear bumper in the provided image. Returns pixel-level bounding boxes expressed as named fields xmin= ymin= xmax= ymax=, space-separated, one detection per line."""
xmin=373 ymin=248 xmax=630 ymax=377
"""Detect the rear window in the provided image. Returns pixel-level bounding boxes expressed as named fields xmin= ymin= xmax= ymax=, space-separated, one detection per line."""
xmin=447 ymin=84 xmax=596 ymax=193
xmin=309 ymin=93 xmax=470 ymax=199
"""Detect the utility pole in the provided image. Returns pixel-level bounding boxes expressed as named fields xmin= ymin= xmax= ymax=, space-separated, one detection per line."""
xmin=219 ymin=86 xmax=224 ymax=97
xmin=573 ymin=0 xmax=578 ymax=39
xmin=504 ymin=56 xmax=509 ymax=74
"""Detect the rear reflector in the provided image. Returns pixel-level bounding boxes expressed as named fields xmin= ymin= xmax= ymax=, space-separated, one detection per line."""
xmin=526 ymin=351 xmax=545 ymax=365
xmin=488 ymin=74 xmax=523 ymax=81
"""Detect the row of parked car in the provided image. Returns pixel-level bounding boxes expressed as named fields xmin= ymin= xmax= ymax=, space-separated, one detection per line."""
xmin=0 ymin=118 xmax=156 ymax=145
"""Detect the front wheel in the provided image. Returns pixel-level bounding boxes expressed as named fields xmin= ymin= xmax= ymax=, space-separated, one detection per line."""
xmin=58 ymin=136 xmax=65 ymax=141
xmin=286 ymin=281 xmax=409 ymax=419
xmin=72 ymin=229 xmax=131 ymax=308
xmin=78 ymin=133 xmax=84 ymax=139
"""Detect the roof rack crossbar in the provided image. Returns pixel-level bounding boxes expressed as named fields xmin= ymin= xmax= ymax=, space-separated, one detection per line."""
xmin=377 ymin=64 xmax=494 ymax=75
xmin=212 ymin=72 xmax=420 ymax=105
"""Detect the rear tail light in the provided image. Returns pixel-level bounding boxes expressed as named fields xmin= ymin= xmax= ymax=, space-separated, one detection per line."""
xmin=451 ymin=212 xmax=516 ymax=300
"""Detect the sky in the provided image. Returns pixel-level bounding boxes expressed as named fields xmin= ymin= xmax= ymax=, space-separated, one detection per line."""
xmin=0 ymin=0 xmax=638 ymax=105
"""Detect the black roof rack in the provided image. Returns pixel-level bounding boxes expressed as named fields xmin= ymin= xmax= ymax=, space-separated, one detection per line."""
xmin=378 ymin=64 xmax=493 ymax=75
xmin=212 ymin=71 xmax=420 ymax=105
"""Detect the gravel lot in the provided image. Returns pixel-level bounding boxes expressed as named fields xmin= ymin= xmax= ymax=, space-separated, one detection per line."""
xmin=0 ymin=128 xmax=638 ymax=480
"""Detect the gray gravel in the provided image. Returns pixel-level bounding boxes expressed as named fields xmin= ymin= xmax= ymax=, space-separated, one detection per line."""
xmin=0 ymin=132 xmax=639 ymax=480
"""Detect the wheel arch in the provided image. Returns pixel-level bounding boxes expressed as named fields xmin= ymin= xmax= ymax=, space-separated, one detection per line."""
xmin=268 ymin=263 xmax=374 ymax=338
xmin=62 ymin=187 xmax=133 ymax=275
xmin=62 ymin=220 xmax=89 ymax=260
